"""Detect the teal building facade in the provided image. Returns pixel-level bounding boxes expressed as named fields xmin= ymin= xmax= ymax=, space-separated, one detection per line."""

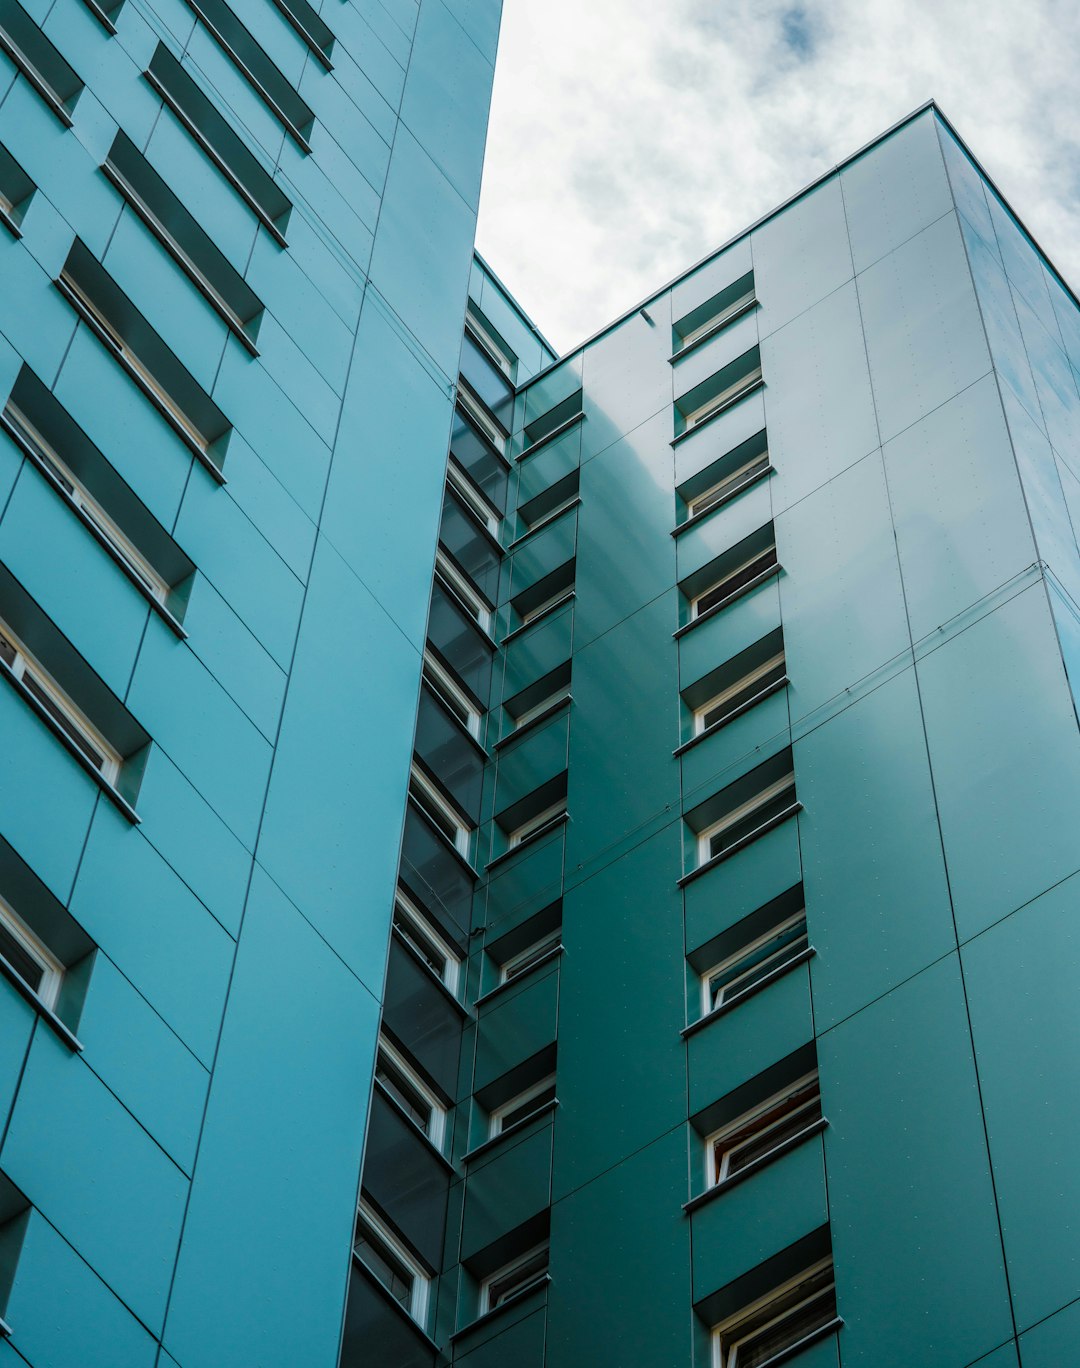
xmin=0 ymin=0 xmax=1077 ymax=1359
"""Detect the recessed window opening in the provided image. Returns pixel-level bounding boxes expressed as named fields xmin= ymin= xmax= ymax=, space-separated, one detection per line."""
xmin=0 ymin=894 xmax=63 ymax=1010
xmin=457 ymin=384 xmax=506 ymax=456
xmin=393 ymin=888 xmax=461 ymax=995
xmin=698 ymin=771 xmax=796 ymax=865
xmin=490 ymin=1075 xmax=556 ymax=1136
xmin=500 ymin=929 xmax=561 ymax=984
xmin=711 ymin=1258 xmax=836 ymax=1368
xmin=692 ymin=544 xmax=777 ymax=619
xmin=695 ymin=651 xmax=786 ymax=735
xmin=0 ymin=0 xmax=83 ymax=122
xmin=523 ymin=389 xmax=583 ymax=449
xmin=410 ymin=765 xmax=471 ymax=858
xmin=423 ymin=651 xmax=481 ymax=739
xmin=0 ymin=621 xmax=120 ymax=782
xmin=0 ymin=145 xmax=33 ymax=233
xmin=376 ymin=1037 xmax=447 ymax=1151
xmin=513 ymin=682 xmax=570 ymax=730
xmin=481 ymin=1244 xmax=550 ymax=1313
xmin=521 ymin=586 xmax=572 ymax=626
xmin=688 ymin=449 xmax=771 ymax=519
xmin=447 ymin=459 xmax=500 ymax=538
xmin=436 ymin=551 xmax=492 ymax=634
xmin=4 ymin=404 xmax=169 ymax=604
xmin=680 ymin=286 xmax=757 ymax=351
xmin=466 ymin=304 xmax=516 ymax=380
xmin=703 ymin=910 xmax=808 ymax=1016
xmin=354 ymin=1202 xmax=430 ymax=1327
xmin=674 ymin=271 xmax=757 ymax=354
xmin=685 ymin=365 xmax=763 ymax=430
xmin=707 ymin=1072 xmax=822 ymax=1187
xmin=507 ymin=800 xmax=566 ymax=850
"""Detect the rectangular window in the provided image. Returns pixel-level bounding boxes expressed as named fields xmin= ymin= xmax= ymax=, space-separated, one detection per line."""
xmin=698 ymin=771 xmax=796 ymax=865
xmin=703 ymin=910 xmax=808 ymax=1015
xmin=520 ymin=586 xmax=573 ymax=627
xmin=466 ymin=304 xmax=516 ymax=380
xmin=354 ymin=1203 xmax=430 ymax=1327
xmin=435 ymin=551 xmax=493 ymax=635
xmin=457 ymin=384 xmax=507 ymax=457
xmin=375 ymin=1037 xmax=446 ymax=1151
xmin=4 ymin=403 xmax=170 ymax=604
xmin=522 ymin=389 xmax=583 ymax=450
xmin=0 ymin=894 xmax=63 ymax=1009
xmin=507 ymin=800 xmax=566 ymax=850
xmin=0 ymin=144 xmax=34 ymax=235
xmin=410 ymin=765 xmax=471 ymax=859
xmin=423 ymin=652 xmax=481 ymax=740
xmin=694 ymin=650 xmax=786 ymax=735
xmin=447 ymin=459 xmax=500 ymax=538
xmin=692 ymin=543 xmax=778 ymax=619
xmin=490 ymin=1075 xmax=556 ymax=1136
xmin=393 ymin=888 xmax=461 ymax=996
xmin=712 ymin=1259 xmax=837 ymax=1368
xmin=513 ymin=681 xmax=570 ymax=731
xmin=688 ymin=447 xmax=771 ymax=520
xmin=268 ymin=0 xmax=333 ymax=66
xmin=707 ymin=1073 xmax=822 ymax=1187
xmin=0 ymin=0 xmax=83 ymax=125
xmin=685 ymin=365 xmax=763 ymax=431
xmin=675 ymin=272 xmax=757 ymax=354
xmin=481 ymin=1244 xmax=549 ymax=1313
xmin=500 ymin=929 xmax=561 ymax=983
xmin=0 ymin=621 xmax=121 ymax=782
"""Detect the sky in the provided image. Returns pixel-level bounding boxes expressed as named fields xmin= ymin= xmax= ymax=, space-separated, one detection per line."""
xmin=474 ymin=0 xmax=1080 ymax=354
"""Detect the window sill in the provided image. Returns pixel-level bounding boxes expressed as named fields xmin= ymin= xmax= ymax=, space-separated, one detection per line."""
xmin=494 ymin=696 xmax=572 ymax=751
xmin=462 ymin=1098 xmax=559 ymax=1164
xmin=451 ymin=1275 xmax=552 ymax=1342
xmin=485 ymin=811 xmax=569 ymax=871
xmin=372 ymin=1078 xmax=455 ymax=1173
xmin=0 ymin=205 xmax=22 ymax=239
xmin=506 ymin=497 xmax=581 ymax=550
xmin=55 ymin=277 xmax=228 ymax=486
xmin=79 ymin=0 xmax=119 ymax=32
xmin=407 ymin=798 xmax=477 ymax=878
xmin=673 ymin=677 xmax=789 ymax=757
xmin=0 ymin=1316 xmax=10 ymax=1337
xmin=390 ymin=926 xmax=470 ymax=1020
xmin=682 ymin=946 xmax=815 ymax=1040
xmin=673 ymin=565 xmax=781 ymax=641
xmin=516 ymin=411 xmax=584 ymax=462
xmin=350 ymin=1256 xmax=440 ymax=1352
xmin=731 ymin=1316 xmax=844 ymax=1368
xmin=678 ymin=802 xmax=802 ymax=888
xmin=0 ymin=37 xmax=76 ymax=127
xmin=0 ymin=664 xmax=140 ymax=824
xmin=670 ymin=378 xmax=765 ymax=447
xmin=684 ymin=1118 xmax=828 ymax=1215
xmin=0 ymin=952 xmax=83 ymax=1051
xmin=668 ymin=299 xmax=759 ymax=364
xmin=474 ymin=945 xmax=563 ymax=1009
xmin=501 ymin=592 xmax=575 ymax=646
xmin=671 ymin=466 xmax=773 ymax=538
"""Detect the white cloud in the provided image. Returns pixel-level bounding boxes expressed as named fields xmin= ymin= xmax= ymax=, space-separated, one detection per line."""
xmin=475 ymin=0 xmax=1080 ymax=353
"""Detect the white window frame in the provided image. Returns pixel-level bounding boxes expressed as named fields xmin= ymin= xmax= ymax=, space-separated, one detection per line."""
xmin=507 ymin=800 xmax=566 ymax=850
xmin=489 ymin=1073 xmax=557 ymax=1137
xmin=0 ymin=894 xmax=63 ymax=1009
xmin=0 ymin=620 xmax=121 ymax=784
xmin=480 ymin=1242 xmax=550 ymax=1314
xmin=466 ymin=305 xmax=515 ymax=379
xmin=512 ymin=683 xmax=570 ymax=731
xmin=5 ymin=404 xmax=169 ymax=604
xmin=687 ymin=449 xmax=771 ymax=520
xmin=500 ymin=929 xmax=561 ymax=984
xmin=410 ymin=765 xmax=471 ymax=859
xmin=376 ymin=1036 xmax=447 ymax=1152
xmin=705 ymin=1071 xmax=821 ymax=1187
xmin=702 ymin=909 xmax=808 ymax=1017
xmin=680 ymin=287 xmax=757 ymax=351
xmin=684 ymin=365 xmax=763 ymax=431
xmin=693 ymin=651 xmax=786 ymax=736
xmin=447 ymin=458 xmax=500 ymax=538
xmin=355 ymin=1201 xmax=431 ymax=1328
xmin=697 ymin=772 xmax=795 ymax=867
xmin=456 ymin=384 xmax=506 ymax=456
xmin=423 ymin=650 xmax=481 ymax=740
xmin=691 ymin=544 xmax=777 ymax=620
xmin=520 ymin=587 xmax=573 ymax=627
xmin=436 ymin=550 xmax=493 ymax=635
xmin=393 ymin=888 xmax=462 ymax=996
xmin=711 ymin=1257 xmax=835 ymax=1368
xmin=60 ymin=271 xmax=211 ymax=454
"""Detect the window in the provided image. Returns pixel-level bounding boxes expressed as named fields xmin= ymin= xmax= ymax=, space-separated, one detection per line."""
xmin=698 ymin=771 xmax=796 ymax=865
xmin=500 ymin=929 xmax=561 ymax=983
xmin=0 ymin=0 xmax=83 ymax=125
xmin=692 ymin=543 xmax=778 ymax=619
xmin=375 ymin=1037 xmax=447 ymax=1150
xmin=507 ymin=800 xmax=566 ymax=850
xmin=423 ymin=652 xmax=481 ymax=740
xmin=685 ymin=365 xmax=763 ymax=431
xmin=0 ymin=894 xmax=63 ymax=1009
xmin=522 ymin=389 xmax=583 ymax=450
xmin=703 ymin=910 xmax=808 ymax=1015
xmin=0 ymin=621 xmax=121 ymax=783
xmin=517 ymin=470 xmax=580 ymax=538
xmin=393 ymin=888 xmax=461 ymax=995
xmin=712 ymin=1259 xmax=837 ymax=1368
xmin=688 ymin=447 xmax=771 ymax=520
xmin=447 ymin=459 xmax=500 ymax=538
xmin=0 ymin=144 xmax=33 ymax=235
xmin=4 ymin=403 xmax=169 ymax=604
xmin=435 ymin=551 xmax=493 ymax=634
xmin=354 ymin=1203 xmax=430 ymax=1327
xmin=490 ymin=1075 xmax=556 ymax=1136
xmin=694 ymin=650 xmax=786 ymax=735
xmin=481 ymin=1244 xmax=549 ymax=1313
xmin=675 ymin=273 xmax=757 ymax=354
xmin=457 ymin=384 xmax=507 ymax=456
xmin=466 ymin=304 xmax=516 ymax=380
xmin=707 ymin=1073 xmax=822 ymax=1187
xmin=268 ymin=0 xmax=333 ymax=66
xmin=680 ymin=287 xmax=756 ymax=350
xmin=410 ymin=765 xmax=471 ymax=858
xmin=513 ymin=681 xmax=570 ymax=731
